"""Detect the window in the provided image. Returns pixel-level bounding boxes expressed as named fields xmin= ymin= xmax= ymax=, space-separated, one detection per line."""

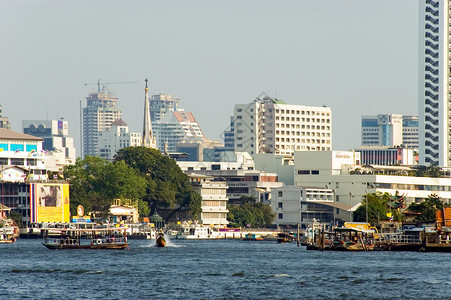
xmin=278 ymin=191 xmax=283 ymax=197
xmin=278 ymin=213 xmax=283 ymax=220
xmin=278 ymin=202 xmax=283 ymax=209
xmin=297 ymin=170 xmax=310 ymax=175
xmin=311 ymin=170 xmax=319 ymax=175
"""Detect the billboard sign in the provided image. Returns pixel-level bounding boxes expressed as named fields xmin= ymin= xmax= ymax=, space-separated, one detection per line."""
xmin=30 ymin=183 xmax=70 ymax=223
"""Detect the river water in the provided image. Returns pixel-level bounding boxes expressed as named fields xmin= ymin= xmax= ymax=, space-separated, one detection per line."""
xmin=1 ymin=238 xmax=450 ymax=299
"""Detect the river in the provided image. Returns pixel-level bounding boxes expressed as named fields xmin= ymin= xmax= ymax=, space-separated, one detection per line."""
xmin=1 ymin=238 xmax=450 ymax=299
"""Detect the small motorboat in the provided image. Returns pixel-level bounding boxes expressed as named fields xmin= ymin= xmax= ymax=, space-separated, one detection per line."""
xmin=156 ymin=231 xmax=166 ymax=247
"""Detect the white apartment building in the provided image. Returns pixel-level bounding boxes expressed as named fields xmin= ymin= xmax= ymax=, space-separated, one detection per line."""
xmin=154 ymin=110 xmax=204 ymax=153
xmin=98 ymin=119 xmax=141 ymax=160
xmin=418 ymin=0 xmax=450 ymax=166
xmin=22 ymin=120 xmax=76 ymax=170
xmin=233 ymin=97 xmax=332 ymax=156
xmin=190 ymin=174 xmax=229 ymax=226
xmin=294 ymin=151 xmax=451 ymax=210
xmin=83 ymin=91 xmax=122 ymax=157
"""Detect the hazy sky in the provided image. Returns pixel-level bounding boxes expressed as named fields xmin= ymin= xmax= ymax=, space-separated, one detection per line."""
xmin=0 ymin=0 xmax=418 ymax=153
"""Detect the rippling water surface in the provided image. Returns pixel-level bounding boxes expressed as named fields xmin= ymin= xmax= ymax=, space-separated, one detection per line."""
xmin=1 ymin=238 xmax=450 ymax=299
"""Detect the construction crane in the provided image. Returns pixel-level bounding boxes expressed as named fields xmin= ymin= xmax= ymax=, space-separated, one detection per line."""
xmin=84 ymin=79 xmax=139 ymax=93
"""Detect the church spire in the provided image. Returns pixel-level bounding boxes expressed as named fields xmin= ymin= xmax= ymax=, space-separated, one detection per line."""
xmin=142 ymin=78 xmax=156 ymax=148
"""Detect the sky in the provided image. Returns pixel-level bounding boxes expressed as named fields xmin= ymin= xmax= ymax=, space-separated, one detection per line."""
xmin=0 ymin=0 xmax=418 ymax=153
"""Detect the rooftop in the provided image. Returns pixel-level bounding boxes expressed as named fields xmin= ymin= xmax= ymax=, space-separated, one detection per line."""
xmin=0 ymin=128 xmax=43 ymax=141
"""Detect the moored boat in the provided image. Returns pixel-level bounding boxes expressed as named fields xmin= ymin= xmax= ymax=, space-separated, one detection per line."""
xmin=0 ymin=227 xmax=16 ymax=244
xmin=42 ymin=227 xmax=128 ymax=250
xmin=175 ymin=225 xmax=220 ymax=239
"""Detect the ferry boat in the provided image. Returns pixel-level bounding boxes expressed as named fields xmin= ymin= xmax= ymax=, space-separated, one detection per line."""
xmin=305 ymin=227 xmax=375 ymax=251
xmin=0 ymin=227 xmax=16 ymax=244
xmin=42 ymin=227 xmax=128 ymax=250
xmin=175 ymin=225 xmax=220 ymax=240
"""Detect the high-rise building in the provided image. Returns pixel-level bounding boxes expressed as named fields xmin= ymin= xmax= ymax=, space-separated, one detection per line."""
xmin=361 ymin=114 xmax=418 ymax=148
xmin=418 ymin=0 xmax=449 ymax=166
xmin=153 ymin=110 xmax=204 ymax=153
xmin=0 ymin=105 xmax=11 ymax=130
xmin=150 ymin=93 xmax=179 ymax=123
xmin=232 ymin=97 xmax=332 ymax=155
xmin=22 ymin=119 xmax=76 ymax=168
xmin=98 ymin=119 xmax=141 ymax=160
xmin=223 ymin=116 xmax=235 ymax=150
xmin=402 ymin=116 xmax=420 ymax=149
xmin=82 ymin=91 xmax=122 ymax=157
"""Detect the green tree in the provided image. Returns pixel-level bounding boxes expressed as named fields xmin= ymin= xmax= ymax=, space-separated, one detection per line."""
xmin=415 ymin=165 xmax=442 ymax=178
xmin=408 ymin=194 xmax=443 ymax=222
xmin=227 ymin=202 xmax=274 ymax=228
xmin=353 ymin=192 xmax=393 ymax=226
xmin=63 ymin=156 xmax=147 ymax=218
xmin=114 ymin=147 xmax=201 ymax=217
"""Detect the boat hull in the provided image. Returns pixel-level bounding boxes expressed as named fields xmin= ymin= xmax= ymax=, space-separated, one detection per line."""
xmin=42 ymin=243 xmax=128 ymax=250
xmin=156 ymin=236 xmax=166 ymax=247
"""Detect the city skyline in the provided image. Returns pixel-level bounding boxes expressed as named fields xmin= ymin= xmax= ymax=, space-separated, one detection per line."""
xmin=1 ymin=0 xmax=418 ymax=153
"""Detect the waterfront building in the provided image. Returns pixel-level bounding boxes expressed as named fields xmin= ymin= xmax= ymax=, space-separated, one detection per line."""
xmin=150 ymin=93 xmax=179 ymax=123
xmin=0 ymin=181 xmax=70 ymax=227
xmin=294 ymin=151 xmax=451 ymax=210
xmin=271 ymin=185 xmax=350 ymax=229
xmin=354 ymin=146 xmax=417 ymax=166
xmin=189 ymin=174 xmax=229 ymax=227
xmin=22 ymin=120 xmax=76 ymax=169
xmin=98 ymin=119 xmax=141 ymax=160
xmin=0 ymin=105 xmax=11 ymax=130
xmin=418 ymin=0 xmax=451 ymax=166
xmin=178 ymin=157 xmax=282 ymax=205
xmin=154 ymin=110 xmax=204 ymax=153
xmin=0 ymin=128 xmax=47 ymax=181
xmin=232 ymin=96 xmax=332 ymax=156
xmin=361 ymin=114 xmax=418 ymax=148
xmin=83 ymin=90 xmax=122 ymax=157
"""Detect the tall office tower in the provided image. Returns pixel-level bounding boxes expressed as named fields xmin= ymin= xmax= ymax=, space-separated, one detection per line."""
xmin=150 ymin=93 xmax=179 ymax=123
xmin=83 ymin=91 xmax=122 ymax=157
xmin=153 ymin=110 xmax=204 ymax=153
xmin=361 ymin=114 xmax=419 ymax=148
xmin=223 ymin=116 xmax=235 ymax=150
xmin=418 ymin=0 xmax=449 ymax=166
xmin=98 ymin=119 xmax=141 ymax=160
xmin=361 ymin=114 xmax=403 ymax=146
xmin=22 ymin=119 xmax=77 ymax=167
xmin=0 ymin=105 xmax=11 ymax=130
xmin=232 ymin=97 xmax=332 ymax=155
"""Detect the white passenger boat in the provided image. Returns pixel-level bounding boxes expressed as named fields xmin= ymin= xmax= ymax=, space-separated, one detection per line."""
xmin=175 ymin=225 xmax=220 ymax=240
